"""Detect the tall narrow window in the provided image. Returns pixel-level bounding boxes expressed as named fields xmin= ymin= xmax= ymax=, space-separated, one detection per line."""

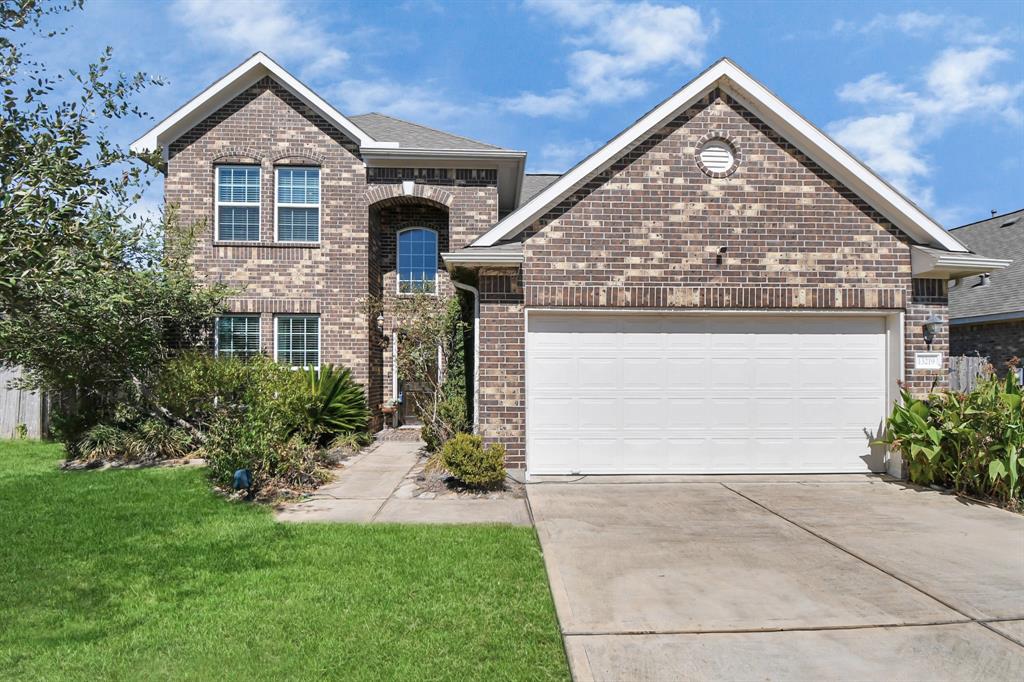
xmin=397 ymin=228 xmax=438 ymax=294
xmin=216 ymin=316 xmax=261 ymax=358
xmin=276 ymin=167 xmax=320 ymax=242
xmin=216 ymin=166 xmax=260 ymax=241
xmin=275 ymin=315 xmax=320 ymax=368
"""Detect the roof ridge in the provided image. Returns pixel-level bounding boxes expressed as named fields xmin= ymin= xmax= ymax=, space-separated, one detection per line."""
xmin=351 ymin=111 xmax=504 ymax=150
xmin=949 ymin=208 xmax=1024 ymax=231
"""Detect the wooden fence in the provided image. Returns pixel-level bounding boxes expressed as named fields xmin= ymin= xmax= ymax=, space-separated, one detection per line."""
xmin=0 ymin=367 xmax=47 ymax=438
xmin=948 ymin=355 xmax=989 ymax=393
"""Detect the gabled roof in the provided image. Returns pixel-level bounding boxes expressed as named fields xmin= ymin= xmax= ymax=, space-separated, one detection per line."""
xmin=349 ymin=113 xmax=504 ymax=151
xmin=948 ymin=209 xmax=1024 ymax=321
xmin=131 ymin=52 xmax=383 ymax=156
xmin=471 ymin=58 xmax=968 ymax=253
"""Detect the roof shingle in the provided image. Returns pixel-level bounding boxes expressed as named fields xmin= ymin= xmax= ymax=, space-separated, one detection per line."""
xmin=948 ymin=209 xmax=1024 ymax=320
xmin=349 ymin=112 xmax=505 ymax=151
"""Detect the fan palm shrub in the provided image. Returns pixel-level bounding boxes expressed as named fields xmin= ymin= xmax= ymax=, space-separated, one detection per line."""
xmin=303 ymin=364 xmax=370 ymax=445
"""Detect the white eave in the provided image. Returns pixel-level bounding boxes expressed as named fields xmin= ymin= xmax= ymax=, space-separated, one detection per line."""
xmin=131 ymin=52 xmax=380 ymax=159
xmin=471 ymin=58 xmax=969 ymax=254
xmin=911 ymin=246 xmax=1012 ymax=278
xmin=440 ymin=250 xmax=524 ymax=267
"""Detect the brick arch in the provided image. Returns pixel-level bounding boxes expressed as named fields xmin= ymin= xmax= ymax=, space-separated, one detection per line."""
xmin=364 ymin=183 xmax=454 ymax=210
xmin=210 ymin=147 xmax=264 ymax=164
xmin=268 ymin=147 xmax=327 ymax=165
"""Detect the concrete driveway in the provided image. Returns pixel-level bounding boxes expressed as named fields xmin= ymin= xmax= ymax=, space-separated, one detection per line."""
xmin=527 ymin=476 xmax=1024 ymax=681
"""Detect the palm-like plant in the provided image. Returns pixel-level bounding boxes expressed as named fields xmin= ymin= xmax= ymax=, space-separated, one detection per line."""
xmin=303 ymin=364 xmax=370 ymax=445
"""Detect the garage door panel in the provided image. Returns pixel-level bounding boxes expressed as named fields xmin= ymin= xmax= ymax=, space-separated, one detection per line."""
xmin=621 ymin=398 xmax=663 ymax=429
xmin=622 ymin=358 xmax=663 ymax=388
xmin=527 ymin=313 xmax=889 ymax=474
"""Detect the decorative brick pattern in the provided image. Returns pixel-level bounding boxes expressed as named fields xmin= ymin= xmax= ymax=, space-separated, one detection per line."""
xmin=477 ymin=270 xmax=525 ymax=466
xmin=951 ymin=319 xmax=1024 ymax=376
xmin=474 ymin=89 xmax=948 ymax=459
xmin=165 ymin=75 xmax=497 ymax=432
xmin=905 ymin=279 xmax=950 ymax=395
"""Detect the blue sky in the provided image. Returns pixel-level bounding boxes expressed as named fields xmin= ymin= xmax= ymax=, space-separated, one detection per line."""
xmin=28 ymin=0 xmax=1024 ymax=228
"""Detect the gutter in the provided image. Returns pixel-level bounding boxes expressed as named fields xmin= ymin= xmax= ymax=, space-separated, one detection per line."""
xmin=910 ymin=246 xmax=1012 ymax=278
xmin=950 ymin=311 xmax=1024 ymax=326
xmin=441 ymin=250 xmax=524 ymax=267
xmin=451 ymin=281 xmax=480 ymax=432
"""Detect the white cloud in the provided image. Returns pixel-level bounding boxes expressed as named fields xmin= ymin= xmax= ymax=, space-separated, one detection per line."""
xmin=327 ymin=79 xmax=474 ymax=126
xmin=504 ymin=0 xmax=715 ymax=117
xmin=830 ymin=45 xmax=1023 ymax=217
xmin=833 ymin=11 xmax=956 ymax=38
xmin=172 ymin=0 xmax=347 ymax=78
xmin=530 ymin=139 xmax=599 ymax=173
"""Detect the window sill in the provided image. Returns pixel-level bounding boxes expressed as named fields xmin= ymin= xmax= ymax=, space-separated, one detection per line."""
xmin=213 ymin=241 xmax=321 ymax=249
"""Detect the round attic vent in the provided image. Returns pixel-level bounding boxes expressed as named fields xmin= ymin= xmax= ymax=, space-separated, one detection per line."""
xmin=697 ymin=139 xmax=736 ymax=175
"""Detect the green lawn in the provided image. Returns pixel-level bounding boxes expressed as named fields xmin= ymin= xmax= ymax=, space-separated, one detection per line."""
xmin=0 ymin=441 xmax=568 ymax=681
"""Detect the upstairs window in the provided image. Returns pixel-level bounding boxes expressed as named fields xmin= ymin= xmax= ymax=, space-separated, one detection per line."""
xmin=216 ymin=166 xmax=260 ymax=241
xmin=215 ymin=315 xmax=261 ymax=359
xmin=275 ymin=315 xmax=320 ymax=369
xmin=276 ymin=167 xmax=320 ymax=242
xmin=397 ymin=228 xmax=438 ymax=294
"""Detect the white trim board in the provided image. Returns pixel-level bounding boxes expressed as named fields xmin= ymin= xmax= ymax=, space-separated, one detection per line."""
xmin=473 ymin=58 xmax=967 ymax=253
xmin=131 ymin=52 xmax=380 ymax=159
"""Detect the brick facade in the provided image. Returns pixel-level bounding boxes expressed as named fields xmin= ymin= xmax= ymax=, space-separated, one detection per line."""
xmin=951 ymin=319 xmax=1024 ymax=375
xmin=475 ymin=90 xmax=949 ymax=461
xmin=165 ymin=77 xmax=497 ymax=429
xmin=167 ymin=78 xmax=952 ymax=470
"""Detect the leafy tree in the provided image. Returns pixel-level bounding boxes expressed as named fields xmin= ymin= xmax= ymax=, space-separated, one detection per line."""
xmin=0 ymin=1 xmax=230 ymax=447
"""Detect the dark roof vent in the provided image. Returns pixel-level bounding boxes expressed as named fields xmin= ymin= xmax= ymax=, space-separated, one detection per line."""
xmin=1000 ymin=217 xmax=1019 ymax=228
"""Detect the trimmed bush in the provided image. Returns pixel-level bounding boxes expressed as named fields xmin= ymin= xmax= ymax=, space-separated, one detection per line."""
xmin=440 ymin=433 xmax=506 ymax=489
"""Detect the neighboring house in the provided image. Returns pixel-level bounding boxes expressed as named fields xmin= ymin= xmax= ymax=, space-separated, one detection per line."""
xmin=132 ymin=53 xmax=1008 ymax=478
xmin=948 ymin=208 xmax=1024 ymax=378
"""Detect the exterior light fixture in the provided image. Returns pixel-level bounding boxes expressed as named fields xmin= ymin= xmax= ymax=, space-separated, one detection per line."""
xmin=376 ymin=313 xmax=384 ymax=332
xmin=923 ymin=314 xmax=943 ymax=346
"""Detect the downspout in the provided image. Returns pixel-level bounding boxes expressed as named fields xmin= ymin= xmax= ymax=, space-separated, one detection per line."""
xmin=452 ymin=281 xmax=480 ymax=432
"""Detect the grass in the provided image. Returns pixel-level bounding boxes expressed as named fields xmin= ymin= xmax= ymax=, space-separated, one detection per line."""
xmin=0 ymin=440 xmax=568 ymax=681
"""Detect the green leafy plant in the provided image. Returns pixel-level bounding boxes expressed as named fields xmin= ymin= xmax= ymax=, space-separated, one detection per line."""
xmin=438 ymin=433 xmax=506 ymax=490
xmin=331 ymin=431 xmax=375 ymax=451
xmin=129 ymin=419 xmax=193 ymax=461
xmin=303 ymin=364 xmax=369 ymax=445
xmin=77 ymin=424 xmax=130 ymax=462
xmin=877 ymin=367 xmax=1023 ymax=508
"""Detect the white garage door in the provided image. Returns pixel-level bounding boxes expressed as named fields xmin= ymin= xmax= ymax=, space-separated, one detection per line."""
xmin=526 ymin=313 xmax=889 ymax=475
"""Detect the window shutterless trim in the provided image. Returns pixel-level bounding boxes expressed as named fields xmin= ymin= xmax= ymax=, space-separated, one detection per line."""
xmin=214 ymin=315 xmax=261 ymax=358
xmin=273 ymin=314 xmax=321 ymax=369
xmin=214 ymin=165 xmax=261 ymax=242
xmin=396 ymin=226 xmax=439 ymax=296
xmin=274 ymin=166 xmax=321 ymax=243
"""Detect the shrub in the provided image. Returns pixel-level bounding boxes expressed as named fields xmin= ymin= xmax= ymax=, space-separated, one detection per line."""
xmin=78 ymin=424 xmax=131 ymax=462
xmin=439 ymin=433 xmax=506 ymax=489
xmin=303 ymin=364 xmax=369 ymax=445
xmin=879 ymin=370 xmax=1023 ymax=508
xmin=130 ymin=419 xmax=193 ymax=460
xmin=155 ymin=353 xmax=322 ymax=492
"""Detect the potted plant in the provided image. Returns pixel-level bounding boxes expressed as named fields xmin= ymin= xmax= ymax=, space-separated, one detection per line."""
xmin=379 ymin=398 xmax=399 ymax=415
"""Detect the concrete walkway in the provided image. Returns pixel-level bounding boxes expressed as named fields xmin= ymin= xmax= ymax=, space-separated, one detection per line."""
xmin=276 ymin=440 xmax=529 ymax=525
xmin=528 ymin=475 xmax=1024 ymax=681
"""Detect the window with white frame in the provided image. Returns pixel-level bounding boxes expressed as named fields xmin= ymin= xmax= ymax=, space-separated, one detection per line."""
xmin=216 ymin=165 xmax=261 ymax=241
xmin=397 ymin=227 xmax=438 ymax=294
xmin=276 ymin=167 xmax=320 ymax=242
xmin=216 ymin=315 xmax=261 ymax=358
xmin=275 ymin=315 xmax=320 ymax=368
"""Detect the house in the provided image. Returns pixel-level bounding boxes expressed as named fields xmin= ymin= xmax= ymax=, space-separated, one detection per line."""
xmin=132 ymin=53 xmax=1008 ymax=479
xmin=948 ymin=209 xmax=1024 ymax=379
